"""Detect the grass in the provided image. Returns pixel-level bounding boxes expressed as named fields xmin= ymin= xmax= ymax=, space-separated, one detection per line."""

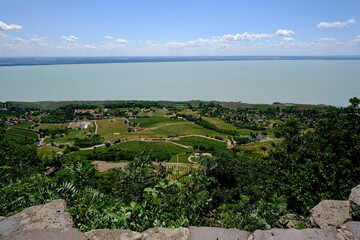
xmin=5 ymin=127 xmax=38 ymax=141
xmin=169 ymin=153 xmax=192 ymax=163
xmin=134 ymin=117 xmax=181 ymax=128
xmin=116 ymin=141 xmax=188 ymax=154
xmin=203 ymin=117 xmax=239 ymax=131
xmin=96 ymin=118 xmax=129 ymax=141
xmin=68 ymin=141 xmax=190 ymax=160
xmin=45 ymin=128 xmax=91 ymax=144
xmin=34 ymin=123 xmax=68 ymax=131
xmin=233 ymin=140 xmax=281 ymax=157
xmin=174 ymin=136 xmax=227 ymax=152
xmin=37 ymin=146 xmax=63 ymax=158
xmin=118 ymin=121 xmax=227 ymax=141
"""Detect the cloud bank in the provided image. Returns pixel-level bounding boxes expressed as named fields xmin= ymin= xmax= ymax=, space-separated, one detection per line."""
xmin=60 ymin=35 xmax=79 ymax=42
xmin=317 ymin=19 xmax=356 ymax=28
xmin=0 ymin=21 xmax=23 ymax=31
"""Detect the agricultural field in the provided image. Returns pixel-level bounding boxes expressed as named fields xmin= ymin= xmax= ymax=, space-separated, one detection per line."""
xmin=233 ymin=139 xmax=281 ymax=157
xmin=37 ymin=145 xmax=63 ymax=158
xmin=44 ymin=127 xmax=92 ymax=144
xmin=34 ymin=123 xmax=69 ymax=131
xmin=116 ymin=141 xmax=189 ymax=154
xmin=174 ymin=136 xmax=227 ymax=152
xmin=5 ymin=126 xmax=38 ymax=143
xmin=134 ymin=117 xmax=182 ymax=128
xmin=96 ymin=118 xmax=129 ymax=141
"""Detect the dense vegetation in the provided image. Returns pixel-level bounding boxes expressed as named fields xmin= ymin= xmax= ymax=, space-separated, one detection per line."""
xmin=0 ymin=98 xmax=359 ymax=232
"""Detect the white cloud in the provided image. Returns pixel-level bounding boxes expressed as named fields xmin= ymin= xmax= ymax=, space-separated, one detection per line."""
xmin=356 ymin=35 xmax=360 ymax=39
xmin=104 ymin=36 xmax=113 ymax=39
xmin=318 ymin=37 xmax=336 ymax=41
xmin=60 ymin=35 xmax=79 ymax=42
xmin=84 ymin=44 xmax=97 ymax=49
xmin=115 ymin=38 xmax=129 ymax=43
xmin=220 ymin=32 xmax=273 ymax=41
xmin=283 ymin=37 xmax=294 ymax=41
xmin=276 ymin=29 xmax=295 ymax=36
xmin=317 ymin=19 xmax=356 ymax=28
xmin=166 ymin=38 xmax=216 ymax=48
xmin=0 ymin=21 xmax=23 ymax=31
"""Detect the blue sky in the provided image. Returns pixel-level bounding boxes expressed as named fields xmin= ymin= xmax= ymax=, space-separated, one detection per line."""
xmin=1 ymin=0 xmax=360 ymax=56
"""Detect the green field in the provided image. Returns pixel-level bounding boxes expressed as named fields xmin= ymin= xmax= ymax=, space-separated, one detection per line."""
xmin=68 ymin=140 xmax=191 ymax=161
xmin=5 ymin=127 xmax=38 ymax=142
xmin=116 ymin=141 xmax=188 ymax=154
xmin=203 ymin=116 xmax=270 ymax=136
xmin=174 ymin=136 xmax=227 ymax=152
xmin=134 ymin=117 xmax=182 ymax=128
xmin=37 ymin=145 xmax=63 ymax=158
xmin=34 ymin=123 xmax=69 ymax=131
xmin=96 ymin=118 xmax=129 ymax=141
xmin=169 ymin=153 xmax=192 ymax=163
xmin=233 ymin=140 xmax=281 ymax=157
xmin=203 ymin=117 xmax=239 ymax=131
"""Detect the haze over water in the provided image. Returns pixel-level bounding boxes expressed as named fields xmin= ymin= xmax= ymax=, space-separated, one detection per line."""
xmin=1 ymin=60 xmax=359 ymax=106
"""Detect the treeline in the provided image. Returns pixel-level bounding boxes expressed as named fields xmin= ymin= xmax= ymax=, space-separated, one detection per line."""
xmin=104 ymin=102 xmax=161 ymax=109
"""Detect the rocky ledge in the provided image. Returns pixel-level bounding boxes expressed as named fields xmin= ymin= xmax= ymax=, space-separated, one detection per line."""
xmin=1 ymin=184 xmax=360 ymax=240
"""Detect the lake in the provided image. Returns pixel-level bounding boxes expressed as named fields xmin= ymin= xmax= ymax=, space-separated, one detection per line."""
xmin=1 ymin=60 xmax=359 ymax=106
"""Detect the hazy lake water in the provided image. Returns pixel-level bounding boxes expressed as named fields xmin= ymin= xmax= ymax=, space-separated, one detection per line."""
xmin=1 ymin=60 xmax=359 ymax=106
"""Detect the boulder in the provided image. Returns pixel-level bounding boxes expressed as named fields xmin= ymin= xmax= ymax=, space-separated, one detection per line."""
xmin=189 ymin=226 xmax=251 ymax=240
xmin=341 ymin=221 xmax=360 ymax=240
xmin=310 ymin=200 xmax=352 ymax=229
xmin=253 ymin=228 xmax=344 ymax=240
xmin=0 ymin=199 xmax=85 ymax=240
xmin=85 ymin=229 xmax=142 ymax=240
xmin=349 ymin=185 xmax=360 ymax=220
xmin=2 ymin=228 xmax=87 ymax=240
xmin=85 ymin=227 xmax=189 ymax=240
xmin=142 ymin=227 xmax=190 ymax=240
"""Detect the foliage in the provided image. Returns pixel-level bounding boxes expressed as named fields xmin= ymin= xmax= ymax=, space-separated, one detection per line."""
xmin=215 ymin=195 xmax=287 ymax=232
xmin=268 ymin=98 xmax=360 ymax=214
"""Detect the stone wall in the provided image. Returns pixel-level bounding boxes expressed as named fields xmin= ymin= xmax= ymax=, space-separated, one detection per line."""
xmin=1 ymin=184 xmax=360 ymax=240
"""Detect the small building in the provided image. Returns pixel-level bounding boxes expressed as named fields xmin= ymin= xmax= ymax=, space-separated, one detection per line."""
xmin=194 ymin=153 xmax=213 ymax=159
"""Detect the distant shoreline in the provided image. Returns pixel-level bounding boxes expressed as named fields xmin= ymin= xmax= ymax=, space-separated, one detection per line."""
xmin=1 ymin=56 xmax=360 ymax=67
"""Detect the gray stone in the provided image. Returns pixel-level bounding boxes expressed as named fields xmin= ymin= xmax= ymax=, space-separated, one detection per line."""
xmin=0 ymin=216 xmax=5 ymax=221
xmin=0 ymin=199 xmax=74 ymax=238
xmin=342 ymin=221 xmax=360 ymax=239
xmin=189 ymin=226 xmax=251 ymax=240
xmin=350 ymin=185 xmax=360 ymax=220
xmin=253 ymin=228 xmax=345 ymax=240
xmin=85 ymin=229 xmax=142 ymax=240
xmin=310 ymin=200 xmax=352 ymax=229
xmin=142 ymin=227 xmax=190 ymax=240
xmin=3 ymin=228 xmax=87 ymax=240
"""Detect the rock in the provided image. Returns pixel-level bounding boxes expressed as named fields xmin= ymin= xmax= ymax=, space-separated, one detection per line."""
xmin=189 ymin=226 xmax=251 ymax=240
xmin=85 ymin=229 xmax=142 ymax=240
xmin=0 ymin=199 xmax=78 ymax=239
xmin=341 ymin=221 xmax=360 ymax=240
xmin=349 ymin=185 xmax=360 ymax=220
xmin=85 ymin=227 xmax=189 ymax=240
xmin=2 ymin=228 xmax=87 ymax=240
xmin=275 ymin=214 xmax=309 ymax=229
xmin=142 ymin=227 xmax=190 ymax=240
xmin=310 ymin=200 xmax=352 ymax=229
xmin=253 ymin=228 xmax=344 ymax=240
